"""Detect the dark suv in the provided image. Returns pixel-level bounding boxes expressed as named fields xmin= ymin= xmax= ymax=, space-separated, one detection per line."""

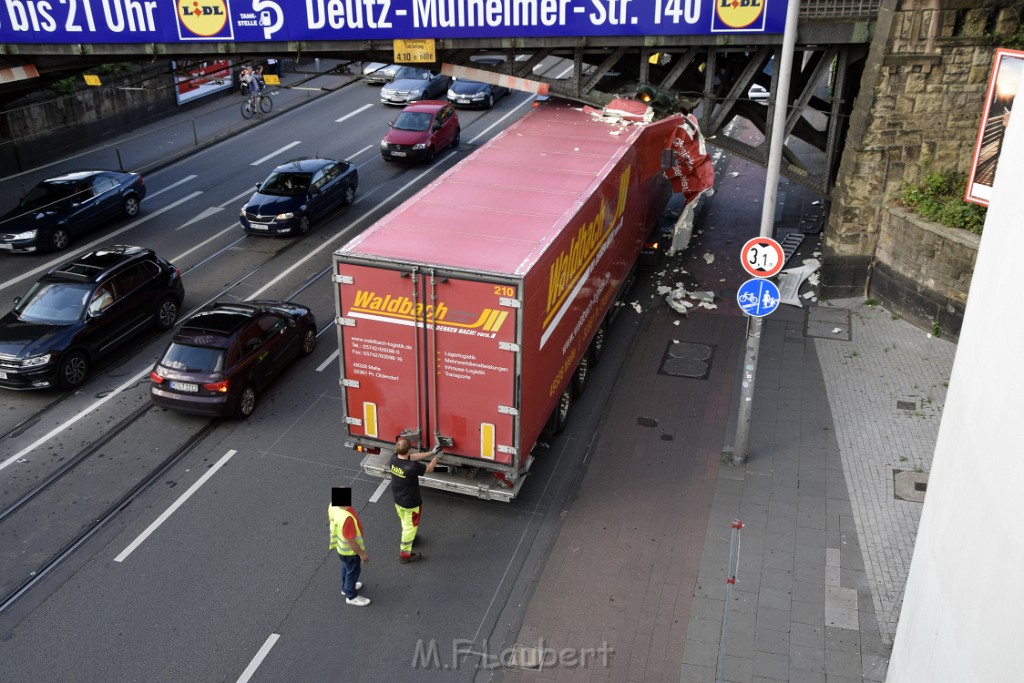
xmin=149 ymin=300 xmax=317 ymax=418
xmin=0 ymin=245 xmax=184 ymax=390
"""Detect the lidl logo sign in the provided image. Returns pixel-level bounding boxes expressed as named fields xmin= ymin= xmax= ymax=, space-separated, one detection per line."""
xmin=713 ymin=0 xmax=767 ymax=32
xmin=177 ymin=0 xmax=233 ymax=39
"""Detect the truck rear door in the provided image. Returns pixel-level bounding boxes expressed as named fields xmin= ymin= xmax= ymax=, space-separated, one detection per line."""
xmin=336 ymin=262 xmax=521 ymax=466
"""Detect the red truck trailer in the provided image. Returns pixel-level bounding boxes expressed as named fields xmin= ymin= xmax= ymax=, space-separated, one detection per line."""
xmin=332 ymin=99 xmax=686 ymax=501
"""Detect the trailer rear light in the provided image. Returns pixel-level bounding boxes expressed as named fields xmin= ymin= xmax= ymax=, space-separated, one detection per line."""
xmin=203 ymin=380 xmax=230 ymax=393
xmin=354 ymin=445 xmax=381 ymax=455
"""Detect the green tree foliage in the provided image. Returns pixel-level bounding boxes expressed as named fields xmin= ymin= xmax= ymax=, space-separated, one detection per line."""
xmin=900 ymin=172 xmax=987 ymax=235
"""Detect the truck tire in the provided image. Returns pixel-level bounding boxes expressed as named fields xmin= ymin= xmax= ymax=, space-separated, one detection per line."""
xmin=588 ymin=323 xmax=607 ymax=367
xmin=572 ymin=354 xmax=590 ymax=397
xmin=553 ymin=385 xmax=572 ymax=434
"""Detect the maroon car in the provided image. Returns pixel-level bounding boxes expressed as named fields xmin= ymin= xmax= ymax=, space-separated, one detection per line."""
xmin=380 ymin=101 xmax=460 ymax=163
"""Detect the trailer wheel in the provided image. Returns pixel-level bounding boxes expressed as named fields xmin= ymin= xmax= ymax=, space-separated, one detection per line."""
xmin=554 ymin=384 xmax=573 ymax=434
xmin=588 ymin=323 xmax=607 ymax=367
xmin=572 ymin=354 xmax=590 ymax=397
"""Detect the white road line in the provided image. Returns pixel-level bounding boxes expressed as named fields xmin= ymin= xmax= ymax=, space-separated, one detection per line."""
xmin=236 ymin=633 xmax=280 ymax=683
xmin=0 ymin=365 xmax=153 ymax=473
xmin=147 ymin=175 xmax=196 ymax=199
xmin=369 ymin=478 xmax=391 ymax=503
xmin=315 ymin=349 xmax=339 ymax=373
xmin=224 ymin=186 xmax=256 ymax=208
xmin=251 ymin=141 xmax=301 ymax=166
xmin=335 ymin=103 xmax=374 ymax=123
xmin=352 ymin=144 xmax=374 ymax=159
xmin=113 ymin=449 xmax=238 ymax=563
xmin=0 ymin=191 xmax=202 ymax=294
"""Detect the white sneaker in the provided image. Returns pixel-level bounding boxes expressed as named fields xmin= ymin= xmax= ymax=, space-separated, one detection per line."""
xmin=355 ymin=581 xmax=363 ymax=590
xmin=346 ymin=595 xmax=371 ymax=606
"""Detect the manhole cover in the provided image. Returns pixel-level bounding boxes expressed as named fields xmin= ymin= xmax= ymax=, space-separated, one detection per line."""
xmin=506 ymin=644 xmax=544 ymax=670
xmin=805 ymin=306 xmax=851 ymax=340
xmin=660 ymin=342 xmax=714 ymax=379
xmin=897 ymin=400 xmax=917 ymax=411
xmin=893 ymin=469 xmax=929 ymax=502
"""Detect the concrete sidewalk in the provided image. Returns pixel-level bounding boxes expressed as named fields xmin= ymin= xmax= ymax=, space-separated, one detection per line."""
xmin=499 ymin=155 xmax=955 ymax=682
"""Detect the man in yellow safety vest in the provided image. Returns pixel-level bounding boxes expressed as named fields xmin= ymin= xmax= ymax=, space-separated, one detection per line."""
xmin=329 ymin=487 xmax=370 ymax=606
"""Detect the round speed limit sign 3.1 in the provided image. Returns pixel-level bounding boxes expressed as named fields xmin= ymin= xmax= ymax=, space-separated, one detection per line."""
xmin=740 ymin=237 xmax=785 ymax=278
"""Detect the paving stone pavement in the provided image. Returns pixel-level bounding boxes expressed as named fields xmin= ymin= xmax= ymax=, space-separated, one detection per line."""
xmin=497 ymin=159 xmax=956 ymax=682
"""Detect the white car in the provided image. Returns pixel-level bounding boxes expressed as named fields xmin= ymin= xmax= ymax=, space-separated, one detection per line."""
xmin=748 ymin=84 xmax=770 ymax=102
xmin=362 ymin=63 xmax=400 ymax=85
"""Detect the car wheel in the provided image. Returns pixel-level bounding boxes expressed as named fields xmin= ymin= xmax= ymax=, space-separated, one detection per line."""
xmin=452 ymin=128 xmax=460 ymax=147
xmin=486 ymin=94 xmax=494 ymax=109
xmin=122 ymin=194 xmax=141 ymax=217
xmin=154 ymin=296 xmax=179 ymax=331
xmin=426 ymin=146 xmax=436 ymax=163
xmin=343 ymin=184 xmax=356 ymax=205
xmin=236 ymin=384 xmax=257 ymax=419
xmin=58 ymin=350 xmax=89 ymax=389
xmin=49 ymin=228 xmax=70 ymax=252
xmin=301 ymin=326 xmax=317 ymax=356
xmin=298 ymin=215 xmax=311 ymax=235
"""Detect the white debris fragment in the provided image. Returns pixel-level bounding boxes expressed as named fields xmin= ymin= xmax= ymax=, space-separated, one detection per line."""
xmin=729 ymin=171 xmax=740 ymax=177
xmin=698 ymin=301 xmax=718 ymax=310
xmin=631 ymin=302 xmax=643 ymax=314
xmin=673 ymin=320 xmax=681 ymax=325
xmin=802 ymin=291 xmax=816 ymax=300
xmin=812 ymin=200 xmax=821 ymax=205
xmin=657 ymin=286 xmax=673 ymax=295
xmin=671 ymin=339 xmax=679 ymax=344
xmin=832 ymin=327 xmax=842 ymax=334
xmin=690 ymin=291 xmax=716 ymax=303
xmin=926 ymin=333 xmax=933 ymax=339
xmin=703 ymin=253 xmax=715 ymax=264
xmin=808 ymin=272 xmax=820 ymax=285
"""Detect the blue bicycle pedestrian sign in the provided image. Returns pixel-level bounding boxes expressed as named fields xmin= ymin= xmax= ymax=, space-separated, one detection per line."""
xmin=737 ymin=278 xmax=781 ymax=317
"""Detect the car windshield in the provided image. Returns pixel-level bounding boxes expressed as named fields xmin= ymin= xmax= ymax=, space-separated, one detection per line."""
xmin=393 ymin=112 xmax=433 ymax=132
xmin=393 ymin=67 xmax=430 ymax=81
xmin=14 ymin=281 xmax=91 ymax=324
xmin=160 ymin=342 xmax=226 ymax=373
xmin=258 ymin=172 xmax=311 ymax=196
xmin=20 ymin=182 xmax=78 ymax=211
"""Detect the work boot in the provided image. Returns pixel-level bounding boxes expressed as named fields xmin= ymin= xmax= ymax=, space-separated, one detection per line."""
xmin=399 ymin=551 xmax=422 ymax=564
xmin=345 ymin=595 xmax=371 ymax=606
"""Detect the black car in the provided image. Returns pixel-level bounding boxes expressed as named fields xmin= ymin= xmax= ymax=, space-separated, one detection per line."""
xmin=0 ymin=245 xmax=184 ymax=390
xmin=149 ymin=300 xmax=317 ymax=418
xmin=240 ymin=158 xmax=358 ymax=236
xmin=447 ymin=78 xmax=509 ymax=109
xmin=0 ymin=170 xmax=146 ymax=253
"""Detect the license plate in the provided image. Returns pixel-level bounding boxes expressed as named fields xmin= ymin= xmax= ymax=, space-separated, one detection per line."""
xmin=250 ymin=224 xmax=269 ymax=230
xmin=170 ymin=381 xmax=199 ymax=393
xmin=0 ymin=371 xmax=7 ymax=379
xmin=0 ymin=243 xmax=12 ymax=250
xmin=458 ymin=99 xmax=470 ymax=104
xmin=392 ymin=151 xmax=407 ymax=157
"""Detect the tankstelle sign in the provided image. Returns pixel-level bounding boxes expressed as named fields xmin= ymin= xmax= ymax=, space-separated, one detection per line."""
xmin=0 ymin=0 xmax=787 ymax=44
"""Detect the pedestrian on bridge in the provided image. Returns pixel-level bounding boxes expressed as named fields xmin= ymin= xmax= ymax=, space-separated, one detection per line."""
xmin=388 ymin=438 xmax=441 ymax=564
xmin=329 ymin=487 xmax=370 ymax=606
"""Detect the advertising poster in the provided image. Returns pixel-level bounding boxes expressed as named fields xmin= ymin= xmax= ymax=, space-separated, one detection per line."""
xmin=966 ymin=48 xmax=1024 ymax=207
xmin=172 ymin=59 xmax=234 ymax=105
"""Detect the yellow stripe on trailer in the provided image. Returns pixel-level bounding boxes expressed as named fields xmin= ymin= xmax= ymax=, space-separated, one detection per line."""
xmin=363 ymin=402 xmax=378 ymax=438
xmin=480 ymin=423 xmax=495 ymax=460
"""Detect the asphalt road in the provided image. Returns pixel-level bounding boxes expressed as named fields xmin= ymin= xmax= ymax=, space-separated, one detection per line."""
xmin=0 ymin=80 xmax=658 ymax=681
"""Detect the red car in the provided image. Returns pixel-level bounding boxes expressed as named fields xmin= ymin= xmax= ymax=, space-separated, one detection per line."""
xmin=380 ymin=101 xmax=460 ymax=163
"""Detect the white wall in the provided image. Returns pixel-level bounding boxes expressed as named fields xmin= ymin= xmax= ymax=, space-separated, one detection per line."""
xmin=886 ymin=111 xmax=1024 ymax=679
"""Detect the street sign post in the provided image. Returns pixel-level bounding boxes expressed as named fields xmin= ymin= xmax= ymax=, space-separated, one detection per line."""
xmin=741 ymin=237 xmax=785 ymax=278
xmin=737 ymin=278 xmax=781 ymax=318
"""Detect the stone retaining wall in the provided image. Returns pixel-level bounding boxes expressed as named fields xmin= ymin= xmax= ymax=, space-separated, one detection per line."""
xmin=871 ymin=207 xmax=978 ymax=341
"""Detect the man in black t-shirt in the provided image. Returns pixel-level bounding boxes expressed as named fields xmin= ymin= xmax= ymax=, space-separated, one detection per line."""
xmin=388 ymin=437 xmax=441 ymax=563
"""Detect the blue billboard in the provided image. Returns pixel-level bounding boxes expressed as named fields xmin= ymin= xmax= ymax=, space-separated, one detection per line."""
xmin=0 ymin=0 xmax=786 ymax=44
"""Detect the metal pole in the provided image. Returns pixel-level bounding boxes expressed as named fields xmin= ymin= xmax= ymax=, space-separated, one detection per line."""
xmin=732 ymin=0 xmax=801 ymax=467
xmin=715 ymin=519 xmax=744 ymax=683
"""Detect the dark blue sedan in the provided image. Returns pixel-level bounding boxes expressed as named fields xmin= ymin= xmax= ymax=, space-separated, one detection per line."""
xmin=447 ymin=78 xmax=510 ymax=109
xmin=0 ymin=170 xmax=146 ymax=253
xmin=240 ymin=157 xmax=358 ymax=236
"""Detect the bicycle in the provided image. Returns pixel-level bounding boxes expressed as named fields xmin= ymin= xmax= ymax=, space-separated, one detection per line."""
xmin=241 ymin=93 xmax=273 ymax=119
